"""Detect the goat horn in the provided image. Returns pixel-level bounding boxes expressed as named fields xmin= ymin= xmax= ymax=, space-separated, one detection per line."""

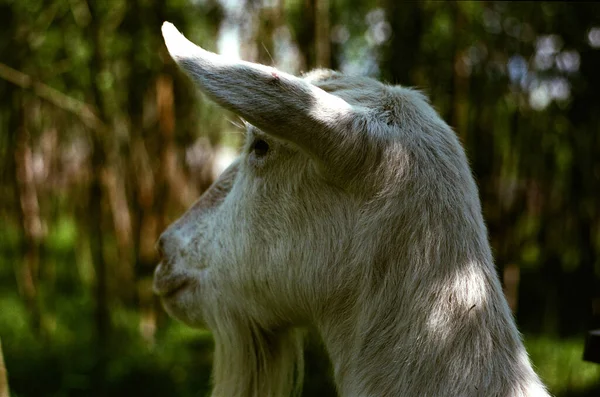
xmin=162 ymin=22 xmax=364 ymax=174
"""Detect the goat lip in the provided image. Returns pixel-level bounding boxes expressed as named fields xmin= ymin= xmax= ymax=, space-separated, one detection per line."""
xmin=154 ymin=276 xmax=190 ymax=298
xmin=163 ymin=279 xmax=190 ymax=299
xmin=153 ymin=265 xmax=191 ymax=298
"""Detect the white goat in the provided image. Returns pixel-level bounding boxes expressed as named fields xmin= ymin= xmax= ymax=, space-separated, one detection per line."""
xmin=153 ymin=22 xmax=549 ymax=397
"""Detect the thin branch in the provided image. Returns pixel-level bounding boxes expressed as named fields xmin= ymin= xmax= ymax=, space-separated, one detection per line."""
xmin=0 ymin=62 xmax=105 ymax=131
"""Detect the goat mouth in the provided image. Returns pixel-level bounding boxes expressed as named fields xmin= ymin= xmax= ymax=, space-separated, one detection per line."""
xmin=153 ymin=265 xmax=191 ymax=298
xmin=162 ymin=278 xmax=190 ymax=299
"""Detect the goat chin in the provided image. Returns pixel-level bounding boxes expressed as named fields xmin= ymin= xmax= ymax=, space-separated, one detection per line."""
xmin=154 ymin=22 xmax=550 ymax=397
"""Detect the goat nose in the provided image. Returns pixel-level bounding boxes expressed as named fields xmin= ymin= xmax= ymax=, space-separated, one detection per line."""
xmin=156 ymin=233 xmax=168 ymax=261
xmin=156 ymin=230 xmax=182 ymax=262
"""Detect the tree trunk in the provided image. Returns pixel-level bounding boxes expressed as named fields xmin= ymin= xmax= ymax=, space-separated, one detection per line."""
xmin=86 ymin=0 xmax=111 ymax=385
xmin=314 ymin=0 xmax=330 ymax=68
xmin=381 ymin=0 xmax=422 ymax=85
xmin=295 ymin=0 xmax=316 ymax=70
xmin=0 ymin=338 xmax=9 ymax=397
xmin=13 ymin=95 xmax=44 ymax=336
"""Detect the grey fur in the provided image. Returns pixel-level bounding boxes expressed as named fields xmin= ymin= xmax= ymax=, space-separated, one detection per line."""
xmin=154 ymin=22 xmax=549 ymax=397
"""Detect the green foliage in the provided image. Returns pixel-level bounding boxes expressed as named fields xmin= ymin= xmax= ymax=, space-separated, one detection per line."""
xmin=1 ymin=286 xmax=214 ymax=397
xmin=526 ymin=336 xmax=600 ymax=396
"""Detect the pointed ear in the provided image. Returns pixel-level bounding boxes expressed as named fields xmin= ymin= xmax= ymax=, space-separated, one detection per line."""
xmin=161 ymin=22 xmax=367 ymax=173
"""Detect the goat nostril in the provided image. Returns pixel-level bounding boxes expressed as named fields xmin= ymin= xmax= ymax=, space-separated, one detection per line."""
xmin=156 ymin=236 xmax=166 ymax=260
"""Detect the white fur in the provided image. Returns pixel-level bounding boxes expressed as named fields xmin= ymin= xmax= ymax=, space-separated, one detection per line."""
xmin=154 ymin=22 xmax=549 ymax=397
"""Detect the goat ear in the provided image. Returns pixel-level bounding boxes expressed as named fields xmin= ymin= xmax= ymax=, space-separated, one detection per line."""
xmin=162 ymin=22 xmax=365 ymax=172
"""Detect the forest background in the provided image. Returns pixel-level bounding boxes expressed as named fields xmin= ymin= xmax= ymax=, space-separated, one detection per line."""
xmin=1 ymin=1 xmax=600 ymax=396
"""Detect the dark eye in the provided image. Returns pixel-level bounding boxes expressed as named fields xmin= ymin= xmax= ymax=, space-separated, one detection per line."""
xmin=251 ymin=138 xmax=270 ymax=157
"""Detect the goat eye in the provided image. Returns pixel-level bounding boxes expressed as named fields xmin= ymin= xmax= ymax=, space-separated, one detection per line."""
xmin=251 ymin=138 xmax=270 ymax=157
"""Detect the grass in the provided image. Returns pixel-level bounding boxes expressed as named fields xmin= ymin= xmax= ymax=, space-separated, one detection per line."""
xmin=525 ymin=335 xmax=600 ymax=396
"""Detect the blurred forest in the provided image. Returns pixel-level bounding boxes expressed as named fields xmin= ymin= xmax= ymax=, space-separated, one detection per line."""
xmin=1 ymin=0 xmax=600 ymax=396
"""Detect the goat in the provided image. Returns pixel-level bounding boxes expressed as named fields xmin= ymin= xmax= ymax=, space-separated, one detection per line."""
xmin=153 ymin=22 xmax=549 ymax=397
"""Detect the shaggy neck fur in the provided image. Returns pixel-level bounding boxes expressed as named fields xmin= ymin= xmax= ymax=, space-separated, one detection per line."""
xmin=317 ymin=241 xmax=548 ymax=397
xmin=314 ymin=134 xmax=549 ymax=396
xmin=209 ymin=318 xmax=304 ymax=397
